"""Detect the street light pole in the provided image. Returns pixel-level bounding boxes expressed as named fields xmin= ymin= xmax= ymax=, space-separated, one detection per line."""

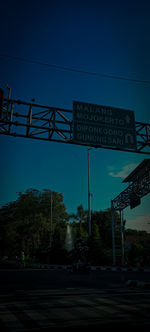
xmin=88 ymin=148 xmax=91 ymax=236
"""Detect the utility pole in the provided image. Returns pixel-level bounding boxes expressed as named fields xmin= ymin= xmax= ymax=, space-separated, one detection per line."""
xmin=88 ymin=148 xmax=92 ymax=236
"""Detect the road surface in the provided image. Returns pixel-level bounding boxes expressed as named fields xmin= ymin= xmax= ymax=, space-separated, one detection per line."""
xmin=0 ymin=266 xmax=150 ymax=330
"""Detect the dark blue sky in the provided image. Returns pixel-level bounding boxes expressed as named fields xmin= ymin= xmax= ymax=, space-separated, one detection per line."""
xmin=0 ymin=0 xmax=150 ymax=232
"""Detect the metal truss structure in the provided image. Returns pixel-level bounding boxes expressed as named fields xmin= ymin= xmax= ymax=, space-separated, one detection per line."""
xmin=111 ymin=160 xmax=150 ymax=266
xmin=111 ymin=174 xmax=150 ymax=210
xmin=0 ymin=98 xmax=150 ymax=155
xmin=0 ymin=99 xmax=72 ymax=144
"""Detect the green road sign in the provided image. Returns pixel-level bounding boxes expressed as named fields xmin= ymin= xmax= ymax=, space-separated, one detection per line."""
xmin=73 ymin=101 xmax=137 ymax=149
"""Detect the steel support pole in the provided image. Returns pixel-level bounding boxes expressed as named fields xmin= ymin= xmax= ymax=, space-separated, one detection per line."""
xmin=88 ymin=148 xmax=91 ymax=236
xmin=50 ymin=191 xmax=53 ymax=248
xmin=120 ymin=209 xmax=125 ymax=266
xmin=111 ymin=201 xmax=116 ymax=265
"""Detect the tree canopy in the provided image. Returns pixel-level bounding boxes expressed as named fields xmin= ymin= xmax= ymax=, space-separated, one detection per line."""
xmin=0 ymin=189 xmax=68 ymax=260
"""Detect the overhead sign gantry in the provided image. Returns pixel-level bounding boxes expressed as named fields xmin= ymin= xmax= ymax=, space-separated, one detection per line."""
xmin=0 ymin=91 xmax=150 ymax=155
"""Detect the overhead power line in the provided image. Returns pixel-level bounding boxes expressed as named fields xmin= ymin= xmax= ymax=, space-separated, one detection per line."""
xmin=1 ymin=53 xmax=150 ymax=85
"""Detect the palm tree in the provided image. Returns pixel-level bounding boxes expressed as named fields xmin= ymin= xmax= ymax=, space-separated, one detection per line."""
xmin=70 ymin=205 xmax=87 ymax=234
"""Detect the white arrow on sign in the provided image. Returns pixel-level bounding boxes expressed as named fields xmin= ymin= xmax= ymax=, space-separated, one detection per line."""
xmin=125 ymin=133 xmax=134 ymax=144
xmin=125 ymin=115 xmax=131 ymax=124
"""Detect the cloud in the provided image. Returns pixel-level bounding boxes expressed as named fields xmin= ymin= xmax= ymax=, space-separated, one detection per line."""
xmin=126 ymin=214 xmax=150 ymax=233
xmin=108 ymin=163 xmax=138 ymax=179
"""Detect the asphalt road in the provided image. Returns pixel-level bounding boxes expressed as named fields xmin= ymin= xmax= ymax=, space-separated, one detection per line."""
xmin=0 ymin=267 xmax=150 ymax=330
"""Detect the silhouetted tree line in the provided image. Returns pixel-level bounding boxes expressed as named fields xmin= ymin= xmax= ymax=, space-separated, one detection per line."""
xmin=0 ymin=189 xmax=150 ymax=266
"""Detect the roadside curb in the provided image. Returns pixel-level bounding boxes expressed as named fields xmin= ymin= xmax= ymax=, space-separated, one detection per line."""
xmin=26 ymin=263 xmax=150 ymax=273
xmin=90 ymin=266 xmax=150 ymax=272
xmin=126 ymin=280 xmax=150 ymax=288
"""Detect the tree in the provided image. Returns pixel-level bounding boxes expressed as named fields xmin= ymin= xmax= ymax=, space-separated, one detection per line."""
xmin=91 ymin=209 xmax=117 ymax=248
xmin=125 ymin=229 xmax=150 ymax=266
xmin=0 ymin=189 xmax=68 ymax=260
xmin=85 ymin=209 xmax=120 ymax=265
xmin=70 ymin=205 xmax=88 ymax=237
